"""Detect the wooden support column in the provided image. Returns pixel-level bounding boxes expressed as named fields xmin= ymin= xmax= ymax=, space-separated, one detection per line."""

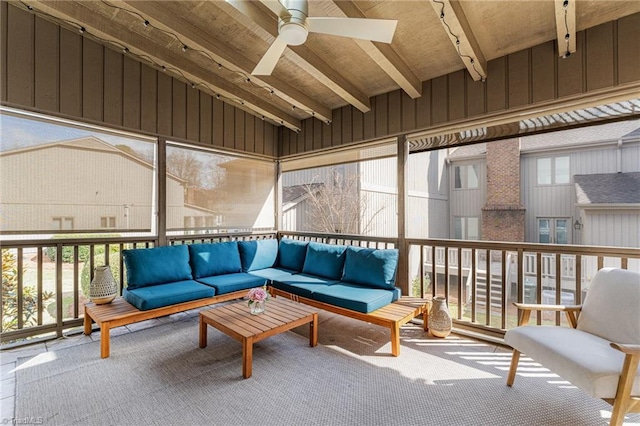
xmin=397 ymin=135 xmax=409 ymax=296
xmin=157 ymin=138 xmax=167 ymax=246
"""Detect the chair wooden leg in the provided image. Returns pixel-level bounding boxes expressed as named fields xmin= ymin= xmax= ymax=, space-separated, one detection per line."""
xmin=609 ymin=353 xmax=640 ymax=426
xmin=506 ymin=349 xmax=521 ymax=386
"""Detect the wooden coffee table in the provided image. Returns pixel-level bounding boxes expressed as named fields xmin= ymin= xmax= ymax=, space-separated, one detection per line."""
xmin=199 ymin=297 xmax=319 ymax=378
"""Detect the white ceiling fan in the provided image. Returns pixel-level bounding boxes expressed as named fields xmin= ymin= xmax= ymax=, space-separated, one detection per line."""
xmin=252 ymin=0 xmax=398 ymax=75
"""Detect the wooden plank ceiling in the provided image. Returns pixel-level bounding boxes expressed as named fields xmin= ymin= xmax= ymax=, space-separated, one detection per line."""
xmin=17 ymin=0 xmax=640 ymax=132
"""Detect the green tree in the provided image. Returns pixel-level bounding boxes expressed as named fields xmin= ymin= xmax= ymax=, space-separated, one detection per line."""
xmin=2 ymin=250 xmax=54 ymax=331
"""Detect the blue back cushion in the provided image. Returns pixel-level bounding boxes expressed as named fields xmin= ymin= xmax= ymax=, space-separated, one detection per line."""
xmin=238 ymin=239 xmax=278 ymax=272
xmin=123 ymin=245 xmax=193 ymax=289
xmin=301 ymin=242 xmax=347 ymax=280
xmin=188 ymin=242 xmax=242 ymax=279
xmin=277 ymin=239 xmax=308 ymax=272
xmin=341 ymin=246 xmax=399 ymax=289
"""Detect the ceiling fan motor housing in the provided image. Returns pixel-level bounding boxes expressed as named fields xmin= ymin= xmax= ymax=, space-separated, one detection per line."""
xmin=278 ymin=0 xmax=309 ymax=46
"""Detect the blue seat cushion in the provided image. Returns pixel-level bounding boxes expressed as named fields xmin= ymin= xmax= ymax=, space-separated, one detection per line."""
xmin=123 ymin=245 xmax=192 ymax=289
xmin=301 ymin=242 xmax=347 ymax=280
xmin=341 ymin=246 xmax=399 ymax=289
xmin=248 ymin=267 xmax=298 ymax=282
xmin=196 ymin=273 xmax=267 ymax=295
xmin=311 ymin=283 xmax=401 ymax=313
xmin=271 ymin=273 xmax=339 ymax=299
xmin=277 ymin=239 xmax=308 ymax=272
xmin=238 ymin=239 xmax=278 ymax=272
xmin=123 ymin=280 xmax=214 ymax=311
xmin=188 ymin=241 xmax=241 ymax=279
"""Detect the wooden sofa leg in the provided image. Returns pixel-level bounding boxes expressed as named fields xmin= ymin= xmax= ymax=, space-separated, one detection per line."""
xmin=391 ymin=323 xmax=400 ymax=356
xmin=506 ymin=349 xmax=521 ymax=386
xmin=609 ymin=354 xmax=640 ymax=426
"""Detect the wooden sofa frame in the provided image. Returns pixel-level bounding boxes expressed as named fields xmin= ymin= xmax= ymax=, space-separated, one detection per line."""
xmin=84 ymin=289 xmax=248 ymax=358
xmin=269 ymin=287 xmax=431 ymax=356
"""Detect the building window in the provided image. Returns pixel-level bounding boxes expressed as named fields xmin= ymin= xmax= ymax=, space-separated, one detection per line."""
xmin=454 ymin=217 xmax=479 ymax=240
xmin=52 ymin=217 xmax=74 ymax=230
xmin=454 ymin=164 xmax=479 ymax=189
xmin=100 ymin=216 xmax=116 ymax=228
xmin=537 ymin=156 xmax=570 ymax=185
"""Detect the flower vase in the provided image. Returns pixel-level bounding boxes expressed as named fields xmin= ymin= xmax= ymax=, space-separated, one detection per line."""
xmin=249 ymin=300 xmax=266 ymax=315
xmin=428 ymin=296 xmax=452 ymax=338
xmin=89 ymin=265 xmax=117 ymax=305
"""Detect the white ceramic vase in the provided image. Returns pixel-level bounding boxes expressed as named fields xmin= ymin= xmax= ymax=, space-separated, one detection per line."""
xmin=428 ymin=296 xmax=452 ymax=338
xmin=89 ymin=265 xmax=117 ymax=304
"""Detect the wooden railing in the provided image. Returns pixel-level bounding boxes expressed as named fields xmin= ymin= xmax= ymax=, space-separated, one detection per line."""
xmin=2 ymin=231 xmax=638 ymax=346
xmin=409 ymin=238 xmax=640 ymax=336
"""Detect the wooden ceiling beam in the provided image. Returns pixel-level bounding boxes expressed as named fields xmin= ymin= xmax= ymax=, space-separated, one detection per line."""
xmin=429 ymin=0 xmax=487 ymax=81
xmin=116 ymin=0 xmax=332 ymax=123
xmin=331 ymin=1 xmax=422 ymax=99
xmin=224 ymin=0 xmax=371 ymax=113
xmin=555 ymin=0 xmax=576 ymax=58
xmin=25 ymin=0 xmax=300 ymax=130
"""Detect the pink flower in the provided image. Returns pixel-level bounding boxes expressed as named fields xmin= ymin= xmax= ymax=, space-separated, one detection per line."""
xmin=247 ymin=286 xmax=269 ymax=304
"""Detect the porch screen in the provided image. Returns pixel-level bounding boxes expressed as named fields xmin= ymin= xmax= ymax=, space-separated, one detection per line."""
xmin=0 ymin=107 xmax=157 ymax=236
xmin=280 ymin=138 xmax=398 ymax=237
xmin=280 ymin=138 xmax=397 ymax=172
xmin=166 ymin=143 xmax=275 ymax=234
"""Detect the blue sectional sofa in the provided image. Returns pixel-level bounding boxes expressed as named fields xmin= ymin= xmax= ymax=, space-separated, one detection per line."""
xmin=82 ymin=237 xmax=426 ymax=358
xmin=121 ymin=238 xmax=400 ymax=314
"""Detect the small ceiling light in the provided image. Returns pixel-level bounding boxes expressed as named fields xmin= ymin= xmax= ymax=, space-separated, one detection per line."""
xmin=79 ymin=26 xmax=86 ymax=33
xmin=162 ymin=65 xmax=167 ymax=72
xmin=143 ymin=20 xmax=150 ymax=27
xmin=292 ymin=105 xmax=296 ymax=110
xmin=182 ymin=45 xmax=188 ymax=52
xmin=191 ymin=83 xmax=196 ymax=89
xmin=561 ymin=51 xmax=571 ymax=59
xmin=216 ymin=94 xmax=221 ymax=100
xmin=27 ymin=5 xmax=33 ymax=10
xmin=563 ymin=0 xmax=569 ymax=8
xmin=122 ymin=47 xmax=129 ymax=54
xmin=261 ymin=116 xmax=265 ymax=121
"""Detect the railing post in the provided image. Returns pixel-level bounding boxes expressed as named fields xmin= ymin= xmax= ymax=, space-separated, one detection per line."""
xmin=396 ymin=135 xmax=409 ymax=296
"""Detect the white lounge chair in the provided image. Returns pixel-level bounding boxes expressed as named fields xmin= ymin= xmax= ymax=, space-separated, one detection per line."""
xmin=505 ymin=267 xmax=640 ymax=426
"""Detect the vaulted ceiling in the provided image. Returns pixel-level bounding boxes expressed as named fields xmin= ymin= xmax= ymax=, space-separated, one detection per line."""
xmin=19 ymin=0 xmax=640 ymax=131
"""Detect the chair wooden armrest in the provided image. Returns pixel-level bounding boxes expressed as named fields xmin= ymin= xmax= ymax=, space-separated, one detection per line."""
xmin=512 ymin=303 xmax=583 ymax=327
xmin=610 ymin=343 xmax=640 ymax=356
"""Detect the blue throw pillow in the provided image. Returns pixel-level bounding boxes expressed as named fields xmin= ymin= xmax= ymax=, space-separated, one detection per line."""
xmin=277 ymin=239 xmax=308 ymax=272
xmin=123 ymin=245 xmax=193 ymax=289
xmin=301 ymin=242 xmax=347 ymax=280
xmin=341 ymin=246 xmax=399 ymax=289
xmin=188 ymin=242 xmax=242 ymax=279
xmin=238 ymin=239 xmax=278 ymax=272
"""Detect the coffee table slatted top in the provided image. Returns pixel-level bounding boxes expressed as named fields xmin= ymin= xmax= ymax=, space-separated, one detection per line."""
xmin=200 ymin=298 xmax=318 ymax=339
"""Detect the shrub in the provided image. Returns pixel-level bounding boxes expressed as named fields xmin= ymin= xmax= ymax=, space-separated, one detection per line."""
xmin=2 ymin=249 xmax=54 ymax=331
xmin=45 ymin=234 xmax=121 ymax=263
xmin=411 ymin=273 xmax=431 ymax=298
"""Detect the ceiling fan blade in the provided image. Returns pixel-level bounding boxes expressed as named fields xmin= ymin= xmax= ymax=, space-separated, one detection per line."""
xmin=252 ymin=36 xmax=288 ymax=75
xmin=307 ymin=17 xmax=398 ymax=43
xmin=258 ymin=0 xmax=290 ymax=17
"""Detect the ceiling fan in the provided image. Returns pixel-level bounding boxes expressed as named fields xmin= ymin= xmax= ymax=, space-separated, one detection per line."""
xmin=251 ymin=0 xmax=398 ymax=75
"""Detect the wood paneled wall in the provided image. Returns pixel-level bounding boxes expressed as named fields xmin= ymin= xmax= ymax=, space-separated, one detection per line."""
xmin=0 ymin=3 xmax=278 ymax=156
xmin=281 ymin=13 xmax=640 ymax=156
